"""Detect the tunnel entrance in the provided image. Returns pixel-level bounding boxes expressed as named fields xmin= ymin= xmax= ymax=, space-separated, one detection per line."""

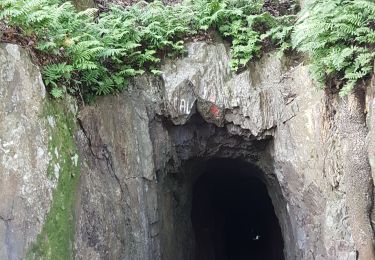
xmin=191 ymin=159 xmax=285 ymax=260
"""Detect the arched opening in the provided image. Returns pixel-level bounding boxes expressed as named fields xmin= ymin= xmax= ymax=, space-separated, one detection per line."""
xmin=191 ymin=159 xmax=284 ymax=260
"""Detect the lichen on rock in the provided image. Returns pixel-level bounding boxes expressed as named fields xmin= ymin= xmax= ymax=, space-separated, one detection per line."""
xmin=1 ymin=37 xmax=375 ymax=259
xmin=0 ymin=43 xmax=81 ymax=260
xmin=27 ymin=100 xmax=80 ymax=260
xmin=0 ymin=44 xmax=52 ymax=260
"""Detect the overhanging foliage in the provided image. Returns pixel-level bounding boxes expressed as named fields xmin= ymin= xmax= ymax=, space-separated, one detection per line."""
xmin=1 ymin=0 xmax=374 ymax=98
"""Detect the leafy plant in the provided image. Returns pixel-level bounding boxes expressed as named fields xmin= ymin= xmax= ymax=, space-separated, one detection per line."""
xmin=292 ymin=0 xmax=375 ymax=95
xmin=193 ymin=0 xmax=296 ymax=69
xmin=50 ymin=87 xmax=64 ymax=98
xmin=1 ymin=0 xmax=297 ymax=99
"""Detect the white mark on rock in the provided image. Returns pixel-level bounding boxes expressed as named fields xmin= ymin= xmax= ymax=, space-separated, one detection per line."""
xmin=54 ymin=163 xmax=60 ymax=179
xmin=54 ymin=147 xmax=59 ymax=159
xmin=2 ymin=141 xmax=14 ymax=148
xmin=203 ymin=87 xmax=207 ymax=99
xmin=47 ymin=116 xmax=56 ymax=128
xmin=6 ymin=44 xmax=20 ymax=61
xmin=179 ymin=99 xmax=186 ymax=114
xmin=37 ymin=147 xmax=44 ymax=159
xmin=71 ymin=154 xmax=79 ymax=167
xmin=173 ymin=97 xmax=191 ymax=114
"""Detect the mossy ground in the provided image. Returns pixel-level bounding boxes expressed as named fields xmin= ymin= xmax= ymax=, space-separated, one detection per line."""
xmin=27 ymin=100 xmax=80 ymax=260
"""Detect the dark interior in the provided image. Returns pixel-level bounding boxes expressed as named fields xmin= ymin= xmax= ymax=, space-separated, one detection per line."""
xmin=191 ymin=160 xmax=284 ymax=260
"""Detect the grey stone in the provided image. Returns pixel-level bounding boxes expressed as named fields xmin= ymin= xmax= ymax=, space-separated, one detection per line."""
xmin=1 ymin=41 xmax=375 ymax=259
xmin=0 ymin=44 xmax=52 ymax=260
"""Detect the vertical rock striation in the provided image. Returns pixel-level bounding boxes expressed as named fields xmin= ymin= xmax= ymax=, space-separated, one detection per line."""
xmin=339 ymin=89 xmax=375 ymax=259
xmin=1 ymin=42 xmax=375 ymax=259
xmin=0 ymin=44 xmax=81 ymax=260
xmin=0 ymin=44 xmax=52 ymax=260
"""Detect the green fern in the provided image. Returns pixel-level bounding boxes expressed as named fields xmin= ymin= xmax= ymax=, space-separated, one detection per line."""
xmin=1 ymin=0 xmax=297 ymax=98
xmin=50 ymin=87 xmax=64 ymax=98
xmin=193 ymin=0 xmax=295 ymax=70
xmin=292 ymin=0 xmax=375 ymax=95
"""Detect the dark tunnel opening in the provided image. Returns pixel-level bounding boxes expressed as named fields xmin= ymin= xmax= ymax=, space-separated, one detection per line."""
xmin=191 ymin=160 xmax=285 ymax=260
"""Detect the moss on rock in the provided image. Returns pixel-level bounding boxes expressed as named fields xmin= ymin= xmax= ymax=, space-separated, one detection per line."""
xmin=27 ymin=100 xmax=80 ymax=260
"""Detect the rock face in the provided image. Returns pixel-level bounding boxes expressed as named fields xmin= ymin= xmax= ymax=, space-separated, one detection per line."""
xmin=74 ymin=41 xmax=374 ymax=259
xmin=0 ymin=44 xmax=80 ymax=260
xmin=75 ymin=87 xmax=159 ymax=260
xmin=1 ymin=41 xmax=375 ymax=259
xmin=0 ymin=44 xmax=52 ymax=260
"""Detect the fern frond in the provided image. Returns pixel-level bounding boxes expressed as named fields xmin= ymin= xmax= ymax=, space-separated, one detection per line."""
xmin=293 ymin=0 xmax=375 ymax=95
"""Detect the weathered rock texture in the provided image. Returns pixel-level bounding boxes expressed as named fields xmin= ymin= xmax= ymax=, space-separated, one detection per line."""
xmin=1 ymin=41 xmax=375 ymax=259
xmin=339 ymin=89 xmax=375 ymax=260
xmin=75 ymin=88 xmax=159 ymax=260
xmin=0 ymin=44 xmax=52 ymax=260
xmin=0 ymin=44 xmax=80 ymax=260
xmin=74 ymin=41 xmax=374 ymax=259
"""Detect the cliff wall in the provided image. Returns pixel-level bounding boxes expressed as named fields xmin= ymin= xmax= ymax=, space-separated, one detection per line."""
xmin=1 ymin=42 xmax=374 ymax=259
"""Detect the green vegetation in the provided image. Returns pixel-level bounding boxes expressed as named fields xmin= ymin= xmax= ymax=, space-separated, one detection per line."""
xmin=1 ymin=0 xmax=374 ymax=97
xmin=292 ymin=0 xmax=375 ymax=95
xmin=27 ymin=101 xmax=80 ymax=260
xmin=0 ymin=0 xmax=295 ymax=99
xmin=193 ymin=0 xmax=296 ymax=69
